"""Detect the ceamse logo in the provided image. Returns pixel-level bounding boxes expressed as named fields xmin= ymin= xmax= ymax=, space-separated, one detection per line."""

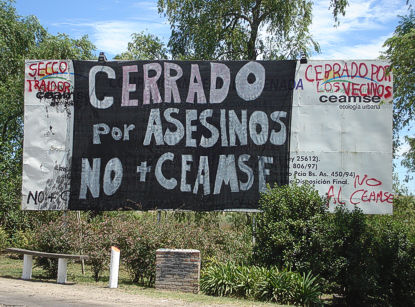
xmin=319 ymin=95 xmax=381 ymax=103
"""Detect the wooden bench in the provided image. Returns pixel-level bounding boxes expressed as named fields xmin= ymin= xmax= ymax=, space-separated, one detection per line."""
xmin=5 ymin=248 xmax=89 ymax=284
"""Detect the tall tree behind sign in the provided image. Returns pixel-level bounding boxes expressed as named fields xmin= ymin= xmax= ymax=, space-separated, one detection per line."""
xmin=157 ymin=0 xmax=348 ymax=60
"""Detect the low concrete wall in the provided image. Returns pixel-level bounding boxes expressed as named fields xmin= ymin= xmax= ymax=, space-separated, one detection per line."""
xmin=155 ymin=249 xmax=200 ymax=293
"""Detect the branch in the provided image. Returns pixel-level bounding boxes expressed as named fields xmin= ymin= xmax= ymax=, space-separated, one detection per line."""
xmin=223 ymin=12 xmax=253 ymax=26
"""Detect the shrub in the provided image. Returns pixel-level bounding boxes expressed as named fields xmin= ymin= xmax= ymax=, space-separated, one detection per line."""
xmin=117 ymin=212 xmax=252 ymax=286
xmin=324 ymin=207 xmax=376 ymax=304
xmin=366 ymin=217 xmax=415 ymax=306
xmin=254 ymin=183 xmax=327 ymax=267
xmin=32 ymin=213 xmax=83 ymax=277
xmin=253 ymin=183 xmax=328 ymax=273
xmin=117 ymin=217 xmax=162 ymax=286
xmin=200 ymin=262 xmax=240 ymax=297
xmin=290 ymin=271 xmax=323 ymax=307
xmin=31 ymin=211 xmax=252 ymax=284
xmin=10 ymin=229 xmax=34 ymax=249
xmin=200 ymin=262 xmax=323 ymax=305
xmin=254 ymin=267 xmax=295 ymax=303
xmin=319 ymin=207 xmax=415 ymax=306
xmin=0 ymin=226 xmax=9 ymax=250
xmin=255 ymin=183 xmax=415 ymax=306
xmin=82 ymin=215 xmax=118 ymax=282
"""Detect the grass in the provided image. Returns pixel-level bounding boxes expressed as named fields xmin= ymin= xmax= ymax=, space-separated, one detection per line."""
xmin=0 ymin=254 xmax=287 ymax=307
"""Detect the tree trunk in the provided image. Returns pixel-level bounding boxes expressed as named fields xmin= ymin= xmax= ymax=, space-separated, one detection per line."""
xmin=247 ymin=24 xmax=259 ymax=60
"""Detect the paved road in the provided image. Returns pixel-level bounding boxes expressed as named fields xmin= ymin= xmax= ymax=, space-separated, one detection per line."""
xmin=0 ymin=277 xmax=229 ymax=307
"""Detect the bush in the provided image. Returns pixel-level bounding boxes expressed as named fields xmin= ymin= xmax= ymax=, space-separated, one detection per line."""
xmin=0 ymin=226 xmax=9 ymax=250
xmin=254 ymin=266 xmax=296 ymax=303
xmin=321 ymin=207 xmax=415 ymax=306
xmin=117 ymin=213 xmax=252 ymax=286
xmin=32 ymin=213 xmax=83 ymax=277
xmin=117 ymin=216 xmax=162 ymax=286
xmin=366 ymin=217 xmax=415 ymax=306
xmin=254 ymin=183 xmax=415 ymax=306
xmin=253 ymin=183 xmax=328 ymax=271
xmin=290 ymin=272 xmax=324 ymax=307
xmin=82 ymin=214 xmax=118 ymax=282
xmin=200 ymin=262 xmax=241 ymax=297
xmin=200 ymin=262 xmax=323 ymax=306
xmin=10 ymin=229 xmax=34 ymax=249
xmin=31 ymin=211 xmax=252 ymax=284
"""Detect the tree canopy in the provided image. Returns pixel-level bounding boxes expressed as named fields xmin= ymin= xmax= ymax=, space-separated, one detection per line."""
xmin=114 ymin=31 xmax=168 ymax=60
xmin=157 ymin=0 xmax=348 ymax=60
xmin=383 ymin=10 xmax=415 ymax=174
xmin=0 ymin=0 xmax=95 ymax=232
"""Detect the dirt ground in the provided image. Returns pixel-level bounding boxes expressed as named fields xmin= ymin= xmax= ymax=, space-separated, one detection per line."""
xmin=0 ymin=277 xmax=255 ymax=307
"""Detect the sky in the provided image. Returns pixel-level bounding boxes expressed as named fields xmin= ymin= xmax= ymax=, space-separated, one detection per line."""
xmin=15 ymin=0 xmax=414 ymax=194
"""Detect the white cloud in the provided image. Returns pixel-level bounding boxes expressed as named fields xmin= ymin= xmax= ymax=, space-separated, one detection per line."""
xmin=131 ymin=1 xmax=158 ymax=11
xmin=396 ymin=143 xmax=411 ymax=157
xmin=312 ymin=33 xmax=392 ymax=59
xmin=257 ymin=0 xmax=407 ymax=59
xmin=92 ymin=21 xmax=144 ymax=55
xmin=311 ymin=0 xmax=407 ymax=58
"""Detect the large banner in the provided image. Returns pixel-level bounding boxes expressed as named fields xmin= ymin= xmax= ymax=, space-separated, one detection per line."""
xmin=22 ymin=60 xmax=393 ymax=213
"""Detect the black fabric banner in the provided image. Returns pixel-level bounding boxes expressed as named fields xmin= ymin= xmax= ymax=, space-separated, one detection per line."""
xmin=69 ymin=60 xmax=296 ymax=211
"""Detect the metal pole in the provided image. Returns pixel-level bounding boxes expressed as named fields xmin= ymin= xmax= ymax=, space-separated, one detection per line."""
xmin=252 ymin=214 xmax=256 ymax=245
xmin=157 ymin=210 xmax=161 ymax=224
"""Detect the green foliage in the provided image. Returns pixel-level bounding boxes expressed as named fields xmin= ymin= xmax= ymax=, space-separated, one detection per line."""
xmin=31 ymin=33 xmax=95 ymax=60
xmin=384 ymin=10 xmax=415 ymax=133
xmin=368 ymin=217 xmax=415 ymax=306
xmin=383 ymin=10 xmax=415 ymax=173
xmin=253 ymin=183 xmax=327 ymax=269
xmin=117 ymin=216 xmax=161 ymax=286
xmin=32 ymin=213 xmax=83 ymax=277
xmin=9 ymin=229 xmax=33 ymax=249
xmin=0 ymin=226 xmax=9 ymax=250
xmin=255 ymin=183 xmax=415 ymax=305
xmin=82 ymin=216 xmax=118 ymax=282
xmin=322 ymin=208 xmax=376 ymax=304
xmin=201 ymin=262 xmax=241 ymax=297
xmin=117 ymin=213 xmax=252 ymax=286
xmin=318 ymin=207 xmax=415 ymax=306
xmin=200 ymin=262 xmax=323 ymax=306
xmin=386 ymin=194 xmax=415 ymax=241
xmin=254 ymin=267 xmax=298 ymax=303
xmin=0 ymin=0 xmax=95 ymax=237
xmin=158 ymin=0 xmax=348 ymax=60
xmin=290 ymin=272 xmax=323 ymax=307
xmin=0 ymin=0 xmax=42 ymax=235
xmin=114 ymin=31 xmax=168 ymax=60
xmin=31 ymin=212 xmax=251 ymax=284
xmin=402 ymin=135 xmax=415 ymax=176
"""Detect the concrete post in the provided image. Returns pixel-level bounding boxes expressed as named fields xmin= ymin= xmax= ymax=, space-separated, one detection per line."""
xmin=57 ymin=258 xmax=68 ymax=284
xmin=22 ymin=254 xmax=33 ymax=280
xmin=109 ymin=246 xmax=120 ymax=288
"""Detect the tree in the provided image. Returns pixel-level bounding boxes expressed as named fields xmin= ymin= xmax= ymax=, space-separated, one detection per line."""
xmin=157 ymin=0 xmax=348 ymax=60
xmin=114 ymin=31 xmax=168 ymax=60
xmin=383 ymin=10 xmax=415 ymax=175
xmin=0 ymin=0 xmax=95 ymax=233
